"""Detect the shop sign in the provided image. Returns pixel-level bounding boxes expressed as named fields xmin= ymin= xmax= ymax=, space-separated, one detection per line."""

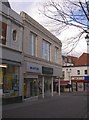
xmin=71 ymin=76 xmax=84 ymax=80
xmin=42 ymin=66 xmax=53 ymax=75
xmin=84 ymin=76 xmax=89 ymax=80
xmin=26 ymin=62 xmax=42 ymax=74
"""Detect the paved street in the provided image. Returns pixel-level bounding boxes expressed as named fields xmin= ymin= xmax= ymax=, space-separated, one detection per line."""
xmin=2 ymin=92 xmax=88 ymax=118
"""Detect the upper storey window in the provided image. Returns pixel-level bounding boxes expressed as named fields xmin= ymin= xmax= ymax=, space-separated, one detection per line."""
xmin=12 ymin=29 xmax=17 ymax=41
xmin=30 ymin=32 xmax=37 ymax=56
xmin=0 ymin=22 xmax=7 ymax=45
xmin=42 ymin=39 xmax=50 ymax=61
xmin=54 ymin=47 xmax=58 ymax=63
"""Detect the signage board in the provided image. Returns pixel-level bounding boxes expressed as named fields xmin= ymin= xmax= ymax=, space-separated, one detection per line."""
xmin=84 ymin=76 xmax=89 ymax=80
xmin=26 ymin=62 xmax=42 ymax=74
xmin=42 ymin=66 xmax=53 ymax=75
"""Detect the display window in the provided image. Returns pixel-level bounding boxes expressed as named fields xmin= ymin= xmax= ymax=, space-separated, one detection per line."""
xmin=30 ymin=79 xmax=38 ymax=97
xmin=85 ymin=83 xmax=89 ymax=92
xmin=38 ymin=76 xmax=42 ymax=95
xmin=77 ymin=83 xmax=83 ymax=91
xmin=44 ymin=77 xmax=51 ymax=94
xmin=24 ymin=78 xmax=38 ymax=98
xmin=0 ymin=64 xmax=19 ymax=98
xmin=72 ymin=82 xmax=77 ymax=92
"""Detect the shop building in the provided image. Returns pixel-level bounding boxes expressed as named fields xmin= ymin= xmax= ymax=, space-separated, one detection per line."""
xmin=20 ymin=12 xmax=62 ymax=99
xmin=62 ymin=53 xmax=89 ymax=92
xmin=0 ymin=2 xmax=23 ymax=104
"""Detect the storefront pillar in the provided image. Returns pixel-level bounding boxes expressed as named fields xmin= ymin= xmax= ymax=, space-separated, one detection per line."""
xmin=19 ymin=66 xmax=24 ymax=101
xmin=58 ymin=78 xmax=60 ymax=96
xmin=42 ymin=76 xmax=44 ymax=99
xmin=51 ymin=77 xmax=53 ymax=96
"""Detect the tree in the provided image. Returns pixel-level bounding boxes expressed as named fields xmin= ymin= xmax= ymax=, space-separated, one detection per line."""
xmin=40 ymin=0 xmax=89 ymax=54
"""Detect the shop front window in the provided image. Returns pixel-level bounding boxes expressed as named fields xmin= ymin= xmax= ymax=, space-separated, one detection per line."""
xmin=30 ymin=79 xmax=38 ymax=97
xmin=44 ymin=77 xmax=51 ymax=94
xmin=0 ymin=64 xmax=19 ymax=98
xmin=38 ymin=77 xmax=42 ymax=95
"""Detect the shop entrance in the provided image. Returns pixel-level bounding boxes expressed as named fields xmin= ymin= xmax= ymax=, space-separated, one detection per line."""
xmin=24 ymin=80 xmax=27 ymax=98
xmin=24 ymin=78 xmax=38 ymax=99
xmin=30 ymin=79 xmax=37 ymax=97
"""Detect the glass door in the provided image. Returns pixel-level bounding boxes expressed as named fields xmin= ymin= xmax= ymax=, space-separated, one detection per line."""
xmin=30 ymin=79 xmax=37 ymax=97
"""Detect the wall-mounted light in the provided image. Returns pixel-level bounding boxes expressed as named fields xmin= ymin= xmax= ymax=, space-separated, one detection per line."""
xmin=0 ymin=64 xmax=7 ymax=68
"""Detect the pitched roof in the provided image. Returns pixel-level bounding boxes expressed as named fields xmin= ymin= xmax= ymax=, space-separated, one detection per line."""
xmin=2 ymin=1 xmax=11 ymax=8
xmin=75 ymin=53 xmax=89 ymax=66
xmin=67 ymin=56 xmax=78 ymax=65
xmin=62 ymin=55 xmax=78 ymax=65
xmin=62 ymin=53 xmax=89 ymax=66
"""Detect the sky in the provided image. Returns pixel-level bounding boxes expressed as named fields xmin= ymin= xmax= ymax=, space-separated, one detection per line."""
xmin=8 ymin=0 xmax=87 ymax=57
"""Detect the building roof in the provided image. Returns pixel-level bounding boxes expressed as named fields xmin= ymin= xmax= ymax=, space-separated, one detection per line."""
xmin=62 ymin=55 xmax=78 ymax=65
xmin=20 ymin=11 xmax=62 ymax=46
xmin=75 ymin=53 xmax=89 ymax=66
xmin=62 ymin=53 xmax=89 ymax=66
xmin=67 ymin=56 xmax=78 ymax=65
xmin=2 ymin=1 xmax=11 ymax=8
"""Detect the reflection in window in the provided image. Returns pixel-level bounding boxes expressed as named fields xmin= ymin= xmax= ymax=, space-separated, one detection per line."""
xmin=30 ymin=32 xmax=37 ymax=56
xmin=0 ymin=64 xmax=19 ymax=98
xmin=30 ymin=79 xmax=37 ymax=97
xmin=54 ymin=47 xmax=58 ymax=63
xmin=42 ymin=39 xmax=50 ymax=61
xmin=0 ymin=22 xmax=7 ymax=45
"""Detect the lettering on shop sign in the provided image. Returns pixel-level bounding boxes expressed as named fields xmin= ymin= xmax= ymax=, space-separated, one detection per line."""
xmin=30 ymin=66 xmax=39 ymax=71
xmin=26 ymin=62 xmax=42 ymax=73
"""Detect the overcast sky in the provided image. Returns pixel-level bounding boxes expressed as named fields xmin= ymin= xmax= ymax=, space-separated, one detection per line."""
xmin=8 ymin=0 xmax=87 ymax=57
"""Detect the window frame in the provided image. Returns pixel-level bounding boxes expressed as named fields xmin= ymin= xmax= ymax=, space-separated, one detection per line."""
xmin=30 ymin=31 xmax=37 ymax=56
xmin=77 ymin=70 xmax=80 ymax=75
xmin=84 ymin=70 xmax=87 ymax=75
xmin=54 ymin=46 xmax=58 ymax=63
xmin=42 ymin=39 xmax=50 ymax=61
xmin=12 ymin=29 xmax=17 ymax=41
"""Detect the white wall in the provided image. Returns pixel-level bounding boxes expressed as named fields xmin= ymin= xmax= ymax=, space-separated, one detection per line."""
xmin=1 ymin=2 xmax=23 ymax=52
xmin=63 ymin=66 xmax=89 ymax=80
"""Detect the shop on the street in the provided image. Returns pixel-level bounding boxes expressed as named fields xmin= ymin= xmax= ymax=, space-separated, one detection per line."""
xmin=1 ymin=61 xmax=22 ymax=104
xmin=1 ymin=63 xmax=19 ymax=96
xmin=23 ymin=62 xmax=42 ymax=99
xmin=1 ymin=47 xmax=23 ymax=104
xmin=60 ymin=80 xmax=70 ymax=92
xmin=23 ymin=62 xmax=60 ymax=99
xmin=72 ymin=80 xmax=89 ymax=92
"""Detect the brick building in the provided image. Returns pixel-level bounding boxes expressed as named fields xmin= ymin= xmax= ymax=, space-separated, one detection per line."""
xmin=62 ymin=53 xmax=89 ymax=92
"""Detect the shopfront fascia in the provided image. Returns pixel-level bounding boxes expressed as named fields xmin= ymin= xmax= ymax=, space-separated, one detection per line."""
xmin=0 ymin=59 xmax=22 ymax=104
xmin=41 ymin=66 xmax=61 ymax=97
xmin=24 ymin=63 xmax=60 ymax=99
xmin=24 ymin=62 xmax=42 ymax=99
xmin=71 ymin=80 xmax=89 ymax=92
